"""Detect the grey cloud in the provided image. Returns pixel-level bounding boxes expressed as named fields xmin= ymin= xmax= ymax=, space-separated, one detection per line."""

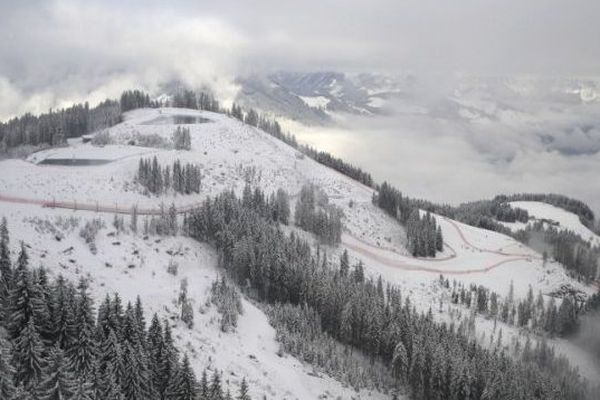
xmin=2 ymin=0 xmax=600 ymax=118
xmin=1 ymin=0 xmax=600 ymax=214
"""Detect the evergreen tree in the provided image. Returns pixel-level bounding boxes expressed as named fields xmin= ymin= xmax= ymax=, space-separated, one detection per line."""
xmin=0 ymin=338 xmax=15 ymax=399
xmin=158 ymin=321 xmax=179 ymax=399
xmin=68 ymin=280 xmax=96 ymax=378
xmin=244 ymin=109 xmax=259 ymax=127
xmin=165 ymin=354 xmax=197 ymax=400
xmin=209 ymin=371 xmax=223 ymax=400
xmin=8 ymin=245 xmax=44 ymax=339
xmin=50 ymin=276 xmax=77 ymax=349
xmin=12 ymin=319 xmax=45 ymax=388
xmin=237 ymin=377 xmax=250 ymax=400
xmin=392 ymin=341 xmax=408 ymax=382
xmin=131 ymin=206 xmax=138 ymax=234
xmin=199 ymin=370 xmax=209 ymax=400
xmin=99 ymin=330 xmax=123 ymax=386
xmin=0 ymin=217 xmax=11 ymax=320
xmin=121 ymin=341 xmax=154 ymax=400
xmin=72 ymin=378 xmax=94 ymax=400
xmin=134 ymin=296 xmax=146 ymax=343
xmin=37 ymin=347 xmax=76 ymax=400
xmin=98 ymin=360 xmax=124 ymax=400
xmin=12 ymin=385 xmax=35 ymax=400
xmin=435 ymin=226 xmax=443 ymax=252
xmin=339 ymin=250 xmax=349 ymax=277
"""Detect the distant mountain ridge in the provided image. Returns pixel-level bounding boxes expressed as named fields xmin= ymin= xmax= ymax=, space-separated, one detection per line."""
xmin=234 ymin=71 xmax=404 ymax=124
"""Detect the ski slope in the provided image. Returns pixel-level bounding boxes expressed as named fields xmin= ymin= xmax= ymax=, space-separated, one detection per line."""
xmin=506 ymin=201 xmax=600 ymax=246
xmin=0 ymin=107 xmax=598 ymax=390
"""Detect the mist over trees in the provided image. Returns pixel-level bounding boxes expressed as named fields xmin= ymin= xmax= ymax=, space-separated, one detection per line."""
xmin=0 ymin=87 xmax=222 ymax=155
xmin=120 ymin=90 xmax=156 ymax=112
xmin=445 ymin=277 xmax=586 ymax=337
xmin=540 ymin=225 xmax=599 ymax=282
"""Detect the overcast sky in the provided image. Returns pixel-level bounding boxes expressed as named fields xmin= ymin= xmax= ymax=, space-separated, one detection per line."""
xmin=2 ymin=0 xmax=599 ymax=213
xmin=1 ymin=0 xmax=600 ymax=118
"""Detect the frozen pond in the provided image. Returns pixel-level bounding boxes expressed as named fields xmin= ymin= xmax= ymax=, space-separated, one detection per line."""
xmin=141 ymin=115 xmax=211 ymax=125
xmin=38 ymin=158 xmax=112 ymax=166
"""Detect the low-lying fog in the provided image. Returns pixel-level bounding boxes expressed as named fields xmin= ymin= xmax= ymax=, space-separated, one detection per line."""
xmin=288 ymin=81 xmax=600 ymax=216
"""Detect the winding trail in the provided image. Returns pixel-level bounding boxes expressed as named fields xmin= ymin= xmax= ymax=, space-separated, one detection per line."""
xmin=441 ymin=216 xmax=538 ymax=258
xmin=344 ymin=231 xmax=458 ymax=261
xmin=341 ymin=235 xmax=532 ymax=275
xmin=0 ymin=191 xmax=537 ymax=276
xmin=340 ymin=215 xmax=543 ymax=275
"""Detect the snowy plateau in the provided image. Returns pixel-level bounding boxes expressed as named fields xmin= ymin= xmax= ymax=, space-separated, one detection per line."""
xmin=0 ymin=107 xmax=598 ymax=398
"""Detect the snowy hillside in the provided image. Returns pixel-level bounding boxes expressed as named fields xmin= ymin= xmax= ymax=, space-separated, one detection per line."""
xmin=235 ymin=72 xmax=402 ymax=124
xmin=503 ymin=201 xmax=600 ymax=246
xmin=1 ymin=107 xmax=599 ymax=393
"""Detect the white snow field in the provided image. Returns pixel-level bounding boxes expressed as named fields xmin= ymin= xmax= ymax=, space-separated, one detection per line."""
xmin=299 ymin=95 xmax=331 ymax=109
xmin=0 ymin=204 xmax=390 ymax=400
xmin=0 ymin=107 xmax=598 ymax=391
xmin=505 ymin=201 xmax=600 ymax=246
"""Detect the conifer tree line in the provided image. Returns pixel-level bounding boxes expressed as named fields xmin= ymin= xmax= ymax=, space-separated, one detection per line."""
xmin=184 ymin=188 xmax=595 ymax=400
xmin=0 ymin=88 xmax=222 ymax=153
xmin=0 ymin=100 xmax=120 ymax=152
xmin=300 ymin=147 xmax=374 ymax=187
xmin=372 ymin=181 xmax=595 ymax=264
xmin=522 ymin=221 xmax=599 ymax=282
xmin=137 ymin=157 xmax=201 ymax=196
xmin=373 ymin=183 xmax=444 ymax=257
xmin=489 ymin=202 xmax=529 ymax=223
xmin=3 ymin=87 xmax=370 ymax=192
xmin=121 ymin=89 xmax=222 ymax=114
xmin=139 ymin=203 xmax=179 ymax=236
xmin=0 ymin=218 xmax=252 ymax=400
xmin=264 ymin=302 xmax=396 ymax=392
xmin=294 ymin=184 xmax=342 ymax=245
xmin=543 ymin=227 xmax=598 ymax=282
xmin=229 ymin=103 xmax=299 ymax=148
xmin=228 ymin=102 xmax=373 ymax=187
xmin=210 ymin=277 xmax=243 ymax=333
xmin=406 ymin=210 xmax=443 ymax=257
xmin=498 ymin=193 xmax=596 ymax=231
xmin=173 ymin=126 xmax=192 ymax=150
xmin=443 ymin=277 xmax=584 ymax=337
xmin=172 ymin=90 xmax=221 ymax=112
xmin=120 ymin=90 xmax=159 ymax=112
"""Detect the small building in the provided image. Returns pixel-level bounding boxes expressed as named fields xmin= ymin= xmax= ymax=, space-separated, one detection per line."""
xmin=81 ymin=134 xmax=93 ymax=143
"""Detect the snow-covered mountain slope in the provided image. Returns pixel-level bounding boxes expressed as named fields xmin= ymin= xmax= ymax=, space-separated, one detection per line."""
xmin=0 ymin=107 xmax=598 ymax=390
xmin=235 ymin=72 xmax=402 ymax=124
xmin=0 ymin=204 xmax=387 ymax=400
xmin=502 ymin=201 xmax=600 ymax=246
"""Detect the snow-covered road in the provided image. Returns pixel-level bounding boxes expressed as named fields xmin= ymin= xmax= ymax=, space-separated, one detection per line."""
xmin=0 ymin=191 xmax=539 ymax=276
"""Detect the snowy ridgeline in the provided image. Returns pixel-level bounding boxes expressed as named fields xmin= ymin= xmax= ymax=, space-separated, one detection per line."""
xmin=0 ymin=107 xmax=598 ymax=398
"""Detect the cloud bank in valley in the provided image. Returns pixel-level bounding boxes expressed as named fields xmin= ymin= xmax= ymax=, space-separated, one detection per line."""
xmin=288 ymin=83 xmax=600 ymax=215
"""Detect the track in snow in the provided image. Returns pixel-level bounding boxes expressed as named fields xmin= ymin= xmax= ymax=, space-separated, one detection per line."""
xmin=441 ymin=217 xmax=538 ymax=258
xmin=342 ymin=235 xmax=532 ymax=275
xmin=0 ymin=192 xmax=536 ymax=276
